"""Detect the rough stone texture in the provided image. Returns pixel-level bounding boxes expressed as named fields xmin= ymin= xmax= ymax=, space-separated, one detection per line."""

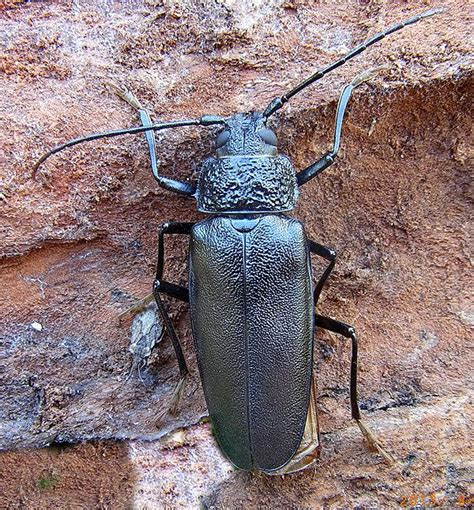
xmin=0 ymin=0 xmax=472 ymax=507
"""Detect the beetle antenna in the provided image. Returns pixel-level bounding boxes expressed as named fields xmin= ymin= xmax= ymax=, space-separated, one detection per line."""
xmin=263 ymin=7 xmax=444 ymax=118
xmin=32 ymin=115 xmax=225 ymax=178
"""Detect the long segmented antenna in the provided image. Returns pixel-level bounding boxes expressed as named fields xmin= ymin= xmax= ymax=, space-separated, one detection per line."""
xmin=32 ymin=115 xmax=225 ymax=178
xmin=263 ymin=7 xmax=444 ymax=118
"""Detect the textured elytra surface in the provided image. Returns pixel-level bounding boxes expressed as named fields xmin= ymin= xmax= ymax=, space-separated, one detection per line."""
xmin=189 ymin=215 xmax=313 ymax=471
xmin=0 ymin=0 xmax=472 ymax=508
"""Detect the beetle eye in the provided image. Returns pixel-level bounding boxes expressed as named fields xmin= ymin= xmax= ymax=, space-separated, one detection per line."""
xmin=258 ymin=128 xmax=277 ymax=146
xmin=216 ymin=130 xmax=230 ymax=148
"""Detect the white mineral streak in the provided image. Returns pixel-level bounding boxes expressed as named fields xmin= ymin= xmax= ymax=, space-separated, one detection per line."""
xmin=30 ymin=322 xmax=43 ymax=331
xmin=128 ymin=424 xmax=233 ymax=509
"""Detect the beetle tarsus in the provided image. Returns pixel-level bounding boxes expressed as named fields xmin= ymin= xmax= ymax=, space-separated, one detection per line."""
xmin=168 ymin=376 xmax=186 ymax=416
xmin=106 ymin=81 xmax=144 ymax=110
xmin=356 ymin=419 xmax=397 ymax=465
xmin=117 ymin=293 xmax=155 ymax=324
xmin=156 ymin=375 xmax=187 ymax=423
xmin=350 ymin=67 xmax=382 ymax=87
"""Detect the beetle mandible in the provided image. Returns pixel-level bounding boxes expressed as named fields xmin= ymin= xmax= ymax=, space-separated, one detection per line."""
xmin=33 ymin=8 xmax=441 ymax=474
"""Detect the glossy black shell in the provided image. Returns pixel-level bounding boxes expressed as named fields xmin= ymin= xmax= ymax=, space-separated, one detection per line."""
xmin=189 ymin=214 xmax=314 ymax=471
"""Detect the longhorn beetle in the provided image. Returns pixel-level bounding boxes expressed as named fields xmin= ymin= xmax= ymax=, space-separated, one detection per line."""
xmin=34 ymin=8 xmax=441 ymax=474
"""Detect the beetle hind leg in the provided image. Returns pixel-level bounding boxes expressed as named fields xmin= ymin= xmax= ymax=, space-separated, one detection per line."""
xmin=315 ymin=314 xmax=396 ymax=465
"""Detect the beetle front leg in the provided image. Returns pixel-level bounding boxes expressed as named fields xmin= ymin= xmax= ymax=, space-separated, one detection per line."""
xmin=315 ymin=314 xmax=396 ymax=465
xmin=107 ymin=83 xmax=196 ymax=196
xmin=297 ymin=69 xmax=377 ymax=186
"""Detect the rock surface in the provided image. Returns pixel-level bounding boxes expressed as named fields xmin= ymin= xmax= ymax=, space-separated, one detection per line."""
xmin=0 ymin=0 xmax=472 ymax=508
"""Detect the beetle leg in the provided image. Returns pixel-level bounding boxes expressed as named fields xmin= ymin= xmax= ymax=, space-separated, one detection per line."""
xmin=315 ymin=314 xmax=396 ymax=465
xmin=107 ymin=82 xmax=196 ymax=196
xmin=118 ymin=282 xmax=189 ymax=322
xmin=152 ymin=221 xmax=194 ymax=420
xmin=296 ymin=69 xmax=377 ymax=187
xmin=117 ymin=293 xmax=155 ymax=323
xmin=309 ymin=239 xmax=395 ymax=463
xmin=307 ymin=239 xmax=337 ymax=304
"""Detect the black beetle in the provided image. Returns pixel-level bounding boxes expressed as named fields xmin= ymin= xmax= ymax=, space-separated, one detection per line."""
xmin=34 ymin=8 xmax=441 ymax=474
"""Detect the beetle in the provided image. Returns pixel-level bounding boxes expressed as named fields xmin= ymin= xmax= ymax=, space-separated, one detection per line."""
xmin=33 ymin=8 xmax=441 ymax=474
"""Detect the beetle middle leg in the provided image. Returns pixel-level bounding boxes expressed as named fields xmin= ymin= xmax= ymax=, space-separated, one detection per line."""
xmin=122 ymin=221 xmax=193 ymax=418
xmin=119 ymin=222 xmax=192 ymax=411
xmin=152 ymin=221 xmax=194 ymax=420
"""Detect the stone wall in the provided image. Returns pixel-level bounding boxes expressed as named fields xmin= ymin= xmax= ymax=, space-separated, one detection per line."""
xmin=1 ymin=0 xmax=472 ymax=507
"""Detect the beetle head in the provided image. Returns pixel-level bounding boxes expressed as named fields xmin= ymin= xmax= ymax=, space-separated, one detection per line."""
xmin=216 ymin=112 xmax=277 ymax=158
